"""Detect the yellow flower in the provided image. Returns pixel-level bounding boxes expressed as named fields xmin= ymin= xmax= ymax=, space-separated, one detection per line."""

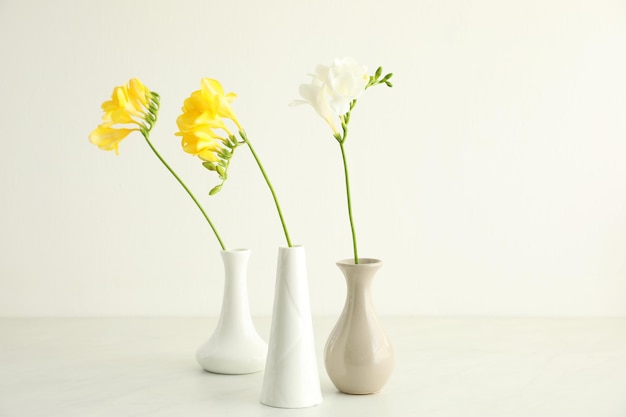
xmin=176 ymin=78 xmax=245 ymax=196
xmin=89 ymin=78 xmax=158 ymax=154
xmin=175 ymin=78 xmax=241 ymax=162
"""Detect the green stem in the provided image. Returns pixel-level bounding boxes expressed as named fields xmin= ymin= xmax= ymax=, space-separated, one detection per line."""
xmin=141 ymin=133 xmax=226 ymax=251
xmin=241 ymin=132 xmax=292 ymax=247
xmin=339 ymin=141 xmax=358 ymax=264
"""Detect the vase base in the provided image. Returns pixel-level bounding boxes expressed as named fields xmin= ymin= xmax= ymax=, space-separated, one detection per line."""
xmin=335 ymin=387 xmax=383 ymax=395
xmin=196 ymin=336 xmax=267 ymax=375
xmin=197 ymin=357 xmax=266 ymax=375
xmin=200 ymin=366 xmax=264 ymax=375
xmin=259 ymin=399 xmax=322 ymax=409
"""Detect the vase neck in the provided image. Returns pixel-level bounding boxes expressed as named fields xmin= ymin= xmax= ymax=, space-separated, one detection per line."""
xmin=347 ymin=275 xmax=376 ymax=310
xmin=337 ymin=261 xmax=382 ymax=313
xmin=217 ymin=249 xmax=253 ymax=331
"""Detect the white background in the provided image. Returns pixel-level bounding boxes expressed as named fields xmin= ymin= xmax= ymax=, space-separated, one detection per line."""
xmin=1 ymin=0 xmax=625 ymax=317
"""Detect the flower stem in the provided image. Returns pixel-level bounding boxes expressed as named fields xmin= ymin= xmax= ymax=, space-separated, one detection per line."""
xmin=339 ymin=141 xmax=359 ymax=264
xmin=240 ymin=131 xmax=292 ymax=247
xmin=141 ymin=132 xmax=226 ymax=251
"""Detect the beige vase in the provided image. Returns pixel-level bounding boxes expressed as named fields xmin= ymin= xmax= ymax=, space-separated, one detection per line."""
xmin=324 ymin=258 xmax=394 ymax=394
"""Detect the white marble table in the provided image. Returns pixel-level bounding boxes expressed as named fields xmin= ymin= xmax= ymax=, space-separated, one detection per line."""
xmin=1 ymin=317 xmax=625 ymax=416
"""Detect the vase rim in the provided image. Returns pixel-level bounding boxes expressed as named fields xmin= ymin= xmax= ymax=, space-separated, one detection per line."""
xmin=221 ymin=248 xmax=251 ymax=254
xmin=278 ymin=244 xmax=304 ymax=249
xmin=336 ymin=258 xmax=382 ymax=267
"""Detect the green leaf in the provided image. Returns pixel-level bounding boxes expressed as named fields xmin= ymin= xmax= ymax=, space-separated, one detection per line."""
xmin=375 ymin=66 xmax=383 ymax=79
xmin=209 ymin=185 xmax=222 ymax=195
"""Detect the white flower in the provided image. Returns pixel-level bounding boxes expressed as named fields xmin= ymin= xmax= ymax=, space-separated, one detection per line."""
xmin=318 ymin=57 xmax=369 ymax=116
xmin=293 ymin=57 xmax=369 ymax=135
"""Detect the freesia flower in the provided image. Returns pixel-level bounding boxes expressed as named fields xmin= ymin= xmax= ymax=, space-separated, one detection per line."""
xmin=318 ymin=57 xmax=369 ymax=115
xmin=89 ymin=78 xmax=159 ymax=154
xmin=293 ymin=59 xmax=393 ymax=264
xmin=293 ymin=57 xmax=369 ymax=135
xmin=177 ymin=78 xmax=293 ymax=246
xmin=176 ymin=78 xmax=243 ymax=191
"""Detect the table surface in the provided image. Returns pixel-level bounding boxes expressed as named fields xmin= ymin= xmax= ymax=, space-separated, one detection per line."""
xmin=1 ymin=317 xmax=625 ymax=417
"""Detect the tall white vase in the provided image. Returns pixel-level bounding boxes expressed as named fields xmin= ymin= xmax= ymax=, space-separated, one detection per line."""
xmin=196 ymin=249 xmax=268 ymax=374
xmin=259 ymin=245 xmax=322 ymax=408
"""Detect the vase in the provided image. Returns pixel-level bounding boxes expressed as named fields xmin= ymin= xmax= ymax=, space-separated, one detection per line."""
xmin=196 ymin=248 xmax=268 ymax=374
xmin=259 ymin=245 xmax=322 ymax=408
xmin=324 ymin=258 xmax=394 ymax=394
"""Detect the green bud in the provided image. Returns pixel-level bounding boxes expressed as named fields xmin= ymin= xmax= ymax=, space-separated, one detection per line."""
xmin=216 ymin=165 xmax=227 ymax=180
xmin=209 ymin=185 xmax=222 ymax=196
xmin=202 ymin=162 xmax=216 ymax=171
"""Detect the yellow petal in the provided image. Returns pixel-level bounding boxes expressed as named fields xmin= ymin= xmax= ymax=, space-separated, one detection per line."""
xmin=182 ymin=90 xmax=217 ymax=116
xmin=176 ymin=111 xmax=224 ymax=132
xmin=89 ymin=125 xmax=136 ymax=154
xmin=201 ymin=78 xmax=226 ymax=97
xmin=197 ymin=149 xmax=221 ymax=162
xmin=101 ymin=82 xmax=148 ymax=125
xmin=179 ymin=130 xmax=223 ymax=161
xmin=225 ymin=92 xmax=237 ymax=103
xmin=200 ymin=78 xmax=242 ymax=130
xmin=103 ymin=108 xmax=139 ymax=125
xmin=128 ymin=78 xmax=150 ymax=108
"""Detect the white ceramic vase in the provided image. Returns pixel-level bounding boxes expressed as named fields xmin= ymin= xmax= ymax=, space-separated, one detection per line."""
xmin=324 ymin=258 xmax=394 ymax=394
xmin=259 ymin=245 xmax=322 ymax=408
xmin=196 ymin=249 xmax=268 ymax=374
